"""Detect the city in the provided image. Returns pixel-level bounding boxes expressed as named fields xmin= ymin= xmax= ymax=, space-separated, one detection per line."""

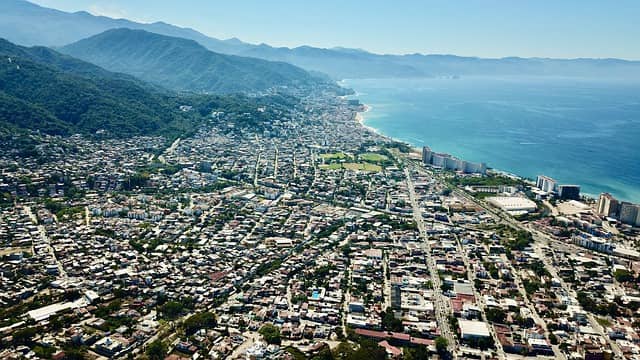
xmin=2 ymin=85 xmax=640 ymax=360
xmin=1 ymin=1 xmax=640 ymax=360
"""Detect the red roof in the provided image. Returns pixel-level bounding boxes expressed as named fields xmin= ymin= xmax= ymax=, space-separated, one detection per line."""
xmin=451 ymin=299 xmax=464 ymax=312
xmin=378 ymin=340 xmax=403 ymax=356
xmin=355 ymin=329 xmax=388 ymax=339
xmin=210 ymin=271 xmax=228 ymax=282
xmin=390 ymin=332 xmax=411 ymax=341
xmin=410 ymin=337 xmax=434 ymax=346
xmin=355 ymin=329 xmax=433 ymax=347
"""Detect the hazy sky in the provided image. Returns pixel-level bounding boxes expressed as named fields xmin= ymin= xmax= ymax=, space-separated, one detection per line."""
xmin=30 ymin=0 xmax=640 ymax=59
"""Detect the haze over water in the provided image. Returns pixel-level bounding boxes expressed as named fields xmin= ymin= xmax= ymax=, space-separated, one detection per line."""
xmin=345 ymin=77 xmax=640 ymax=203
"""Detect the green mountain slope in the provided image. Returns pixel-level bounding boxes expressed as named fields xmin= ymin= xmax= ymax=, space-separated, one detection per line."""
xmin=0 ymin=38 xmax=194 ymax=136
xmin=60 ymin=29 xmax=324 ymax=94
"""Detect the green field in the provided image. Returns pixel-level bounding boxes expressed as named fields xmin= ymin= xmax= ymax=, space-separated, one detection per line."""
xmin=320 ymin=152 xmax=349 ymax=160
xmin=320 ymin=162 xmax=382 ymax=172
xmin=319 ymin=163 xmax=343 ymax=170
xmin=359 ymin=152 xmax=388 ymax=162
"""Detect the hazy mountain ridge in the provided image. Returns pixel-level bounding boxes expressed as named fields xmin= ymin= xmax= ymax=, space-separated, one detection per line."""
xmin=0 ymin=0 xmax=247 ymax=54
xmin=60 ymin=29 xmax=324 ymax=94
xmin=2 ymin=0 xmax=640 ymax=80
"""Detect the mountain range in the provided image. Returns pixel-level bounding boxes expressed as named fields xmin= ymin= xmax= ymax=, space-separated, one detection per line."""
xmin=60 ymin=29 xmax=325 ymax=94
xmin=0 ymin=38 xmax=205 ymax=137
xmin=3 ymin=0 xmax=640 ymax=79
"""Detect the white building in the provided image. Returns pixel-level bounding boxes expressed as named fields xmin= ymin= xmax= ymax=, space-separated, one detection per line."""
xmin=487 ymin=196 xmax=537 ymax=214
xmin=536 ymin=175 xmax=557 ymax=193
xmin=459 ymin=319 xmax=491 ymax=340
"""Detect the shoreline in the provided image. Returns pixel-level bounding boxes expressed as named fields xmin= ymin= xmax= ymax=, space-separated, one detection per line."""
xmin=355 ymin=104 xmax=422 ymax=155
xmin=353 ymin=103 xmax=602 ymax=202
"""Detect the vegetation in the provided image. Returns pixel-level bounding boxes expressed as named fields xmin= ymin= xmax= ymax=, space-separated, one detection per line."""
xmin=449 ymin=174 xmax=525 ymax=187
xmin=61 ymin=28 xmax=326 ymax=94
xmin=404 ymin=345 xmax=431 ymax=360
xmin=577 ymin=291 xmax=618 ymax=317
xmin=319 ymin=162 xmax=382 ymax=172
xmin=256 ymin=259 xmax=283 ymax=276
xmin=381 ymin=307 xmax=403 ymax=332
xmin=0 ymin=39 xmax=197 ymax=137
xmin=435 ymin=336 xmax=449 ymax=354
xmin=158 ymin=301 xmax=184 ymax=320
xmin=146 ymin=340 xmax=168 ymax=360
xmin=259 ymin=323 xmax=281 ymax=344
xmin=332 ymin=339 xmax=386 ymax=360
xmin=358 ymin=152 xmax=388 ymax=162
xmin=0 ymin=38 xmax=307 ymax=139
xmin=284 ymin=346 xmax=307 ymax=360
xmin=614 ymin=269 xmax=634 ymax=283
xmin=321 ymin=152 xmax=349 ymax=160
xmin=485 ymin=307 xmax=507 ymax=323
xmin=183 ymin=311 xmax=216 ymax=335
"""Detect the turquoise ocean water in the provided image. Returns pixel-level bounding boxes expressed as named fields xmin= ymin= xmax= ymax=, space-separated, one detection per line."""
xmin=343 ymin=77 xmax=640 ymax=202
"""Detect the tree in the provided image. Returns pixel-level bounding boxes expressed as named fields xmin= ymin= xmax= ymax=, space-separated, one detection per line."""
xmin=332 ymin=342 xmax=356 ymax=360
xmin=311 ymin=344 xmax=334 ymax=360
xmin=183 ymin=311 xmax=216 ymax=335
xmin=62 ymin=347 xmax=87 ymax=360
xmin=435 ymin=336 xmax=449 ymax=354
xmin=350 ymin=340 xmax=386 ymax=360
xmin=159 ymin=301 xmax=183 ymax=320
xmin=146 ymin=340 xmax=167 ymax=360
xmin=614 ymin=269 xmax=634 ymax=283
xmin=259 ymin=324 xmax=281 ymax=344
xmin=13 ymin=327 xmax=37 ymax=345
xmin=285 ymin=346 xmax=307 ymax=360
xmin=405 ymin=345 xmax=430 ymax=360
xmin=381 ymin=307 xmax=403 ymax=332
xmin=485 ymin=308 xmax=506 ymax=323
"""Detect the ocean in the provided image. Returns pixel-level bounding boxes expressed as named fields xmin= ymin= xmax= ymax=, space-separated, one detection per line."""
xmin=342 ymin=77 xmax=640 ymax=203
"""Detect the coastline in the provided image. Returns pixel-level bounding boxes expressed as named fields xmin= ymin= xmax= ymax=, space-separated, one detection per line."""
xmin=355 ymin=104 xmax=423 ymax=155
xmin=353 ymin=103 xmax=601 ymax=201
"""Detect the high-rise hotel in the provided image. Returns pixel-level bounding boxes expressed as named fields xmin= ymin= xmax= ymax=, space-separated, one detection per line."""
xmin=422 ymin=146 xmax=486 ymax=174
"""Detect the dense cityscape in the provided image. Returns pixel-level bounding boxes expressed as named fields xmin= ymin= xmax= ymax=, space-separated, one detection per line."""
xmin=2 ymin=1 xmax=640 ymax=360
xmin=0 ymin=82 xmax=639 ymax=360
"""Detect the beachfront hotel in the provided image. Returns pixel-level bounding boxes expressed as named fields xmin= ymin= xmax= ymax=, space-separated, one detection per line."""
xmin=422 ymin=146 xmax=486 ymax=174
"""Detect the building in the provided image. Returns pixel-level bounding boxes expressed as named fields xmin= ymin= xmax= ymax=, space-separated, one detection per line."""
xmin=459 ymin=319 xmax=491 ymax=340
xmin=422 ymin=146 xmax=486 ymax=174
xmin=557 ymin=185 xmax=580 ymax=200
xmin=422 ymin=146 xmax=432 ymax=164
xmin=487 ymin=196 xmax=537 ymax=214
xmin=619 ymin=202 xmax=640 ymax=226
xmin=536 ymin=175 xmax=557 ymax=193
xmin=572 ymin=234 xmax=614 ymax=254
xmin=431 ymin=153 xmax=448 ymax=168
xmin=463 ymin=161 xmax=487 ymax=174
xmin=596 ymin=193 xmax=620 ymax=217
xmin=94 ymin=337 xmax=125 ymax=357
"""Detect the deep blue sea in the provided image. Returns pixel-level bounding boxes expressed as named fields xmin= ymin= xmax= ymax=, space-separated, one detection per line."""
xmin=342 ymin=77 xmax=640 ymax=203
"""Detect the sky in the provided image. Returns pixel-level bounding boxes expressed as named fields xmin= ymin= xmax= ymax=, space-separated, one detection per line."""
xmin=30 ymin=0 xmax=640 ymax=59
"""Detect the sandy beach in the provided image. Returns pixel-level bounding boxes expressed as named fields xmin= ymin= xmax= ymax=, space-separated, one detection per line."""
xmin=354 ymin=103 xmax=423 ymax=157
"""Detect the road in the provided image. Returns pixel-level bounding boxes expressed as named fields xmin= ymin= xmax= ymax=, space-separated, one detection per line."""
xmin=24 ymin=205 xmax=67 ymax=279
xmin=405 ymin=168 xmax=457 ymax=356
xmin=158 ymin=137 xmax=181 ymax=164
